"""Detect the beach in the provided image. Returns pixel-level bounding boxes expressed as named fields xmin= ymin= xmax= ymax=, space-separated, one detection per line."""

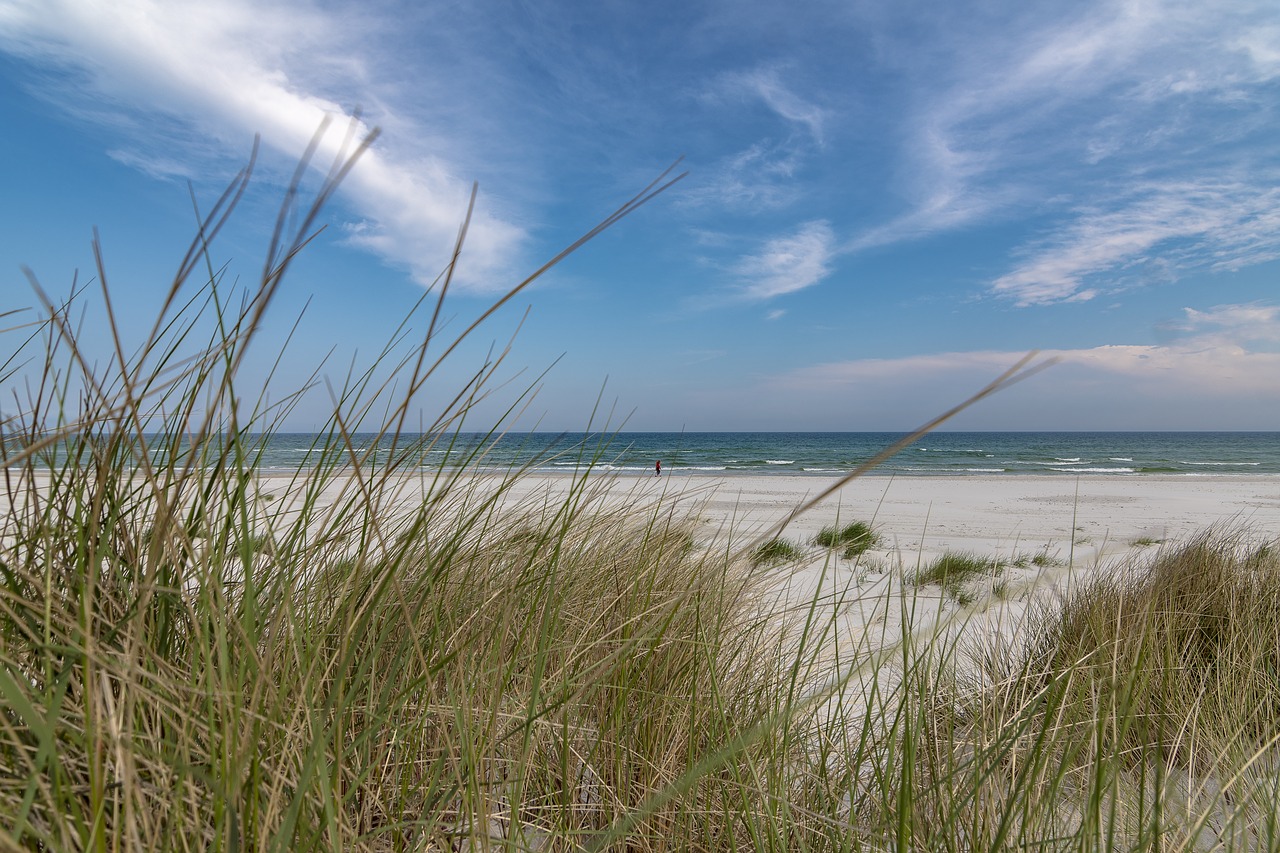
xmin=477 ymin=471 xmax=1280 ymax=565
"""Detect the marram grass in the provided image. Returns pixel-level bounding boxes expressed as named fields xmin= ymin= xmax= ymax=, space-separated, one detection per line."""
xmin=813 ymin=521 xmax=879 ymax=559
xmin=3 ymin=138 xmax=1279 ymax=851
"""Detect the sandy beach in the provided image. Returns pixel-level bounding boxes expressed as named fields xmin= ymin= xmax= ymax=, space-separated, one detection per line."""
xmin=23 ymin=466 xmax=1275 ymax=575
xmin=484 ymin=471 xmax=1280 ymax=565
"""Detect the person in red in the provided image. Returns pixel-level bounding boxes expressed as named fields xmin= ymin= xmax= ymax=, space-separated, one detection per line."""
xmin=655 ymin=460 xmax=661 ymax=477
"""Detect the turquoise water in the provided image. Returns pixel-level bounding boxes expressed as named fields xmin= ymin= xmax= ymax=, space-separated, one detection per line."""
xmin=246 ymin=432 xmax=1280 ymax=476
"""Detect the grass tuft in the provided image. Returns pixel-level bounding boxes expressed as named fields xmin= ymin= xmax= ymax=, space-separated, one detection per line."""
xmin=913 ymin=552 xmax=1002 ymax=600
xmin=813 ymin=519 xmax=880 ymax=558
xmin=751 ymin=537 xmax=805 ymax=566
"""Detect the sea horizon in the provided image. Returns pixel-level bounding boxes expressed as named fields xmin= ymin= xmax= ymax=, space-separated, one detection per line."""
xmin=234 ymin=430 xmax=1280 ymax=477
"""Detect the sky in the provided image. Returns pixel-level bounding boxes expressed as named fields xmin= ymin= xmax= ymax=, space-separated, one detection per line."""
xmin=1 ymin=0 xmax=1278 ymax=432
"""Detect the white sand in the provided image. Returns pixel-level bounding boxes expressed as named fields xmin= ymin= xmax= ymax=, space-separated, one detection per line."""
xmin=20 ymin=466 xmax=1277 ymax=573
xmin=492 ymin=471 xmax=1280 ymax=565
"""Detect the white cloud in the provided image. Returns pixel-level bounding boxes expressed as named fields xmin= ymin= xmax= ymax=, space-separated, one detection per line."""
xmin=731 ymin=68 xmax=828 ymax=145
xmin=733 ymin=220 xmax=835 ymax=300
xmin=683 ymin=141 xmax=806 ymax=211
xmin=1236 ymin=25 xmax=1280 ymax=78
xmin=0 ymin=0 xmax=527 ymax=291
xmin=1181 ymin=303 xmax=1280 ymax=332
xmin=1167 ymin=302 xmax=1280 ymax=345
xmin=774 ymin=302 xmax=1280 ymax=396
xmin=685 ymin=67 xmax=827 ymax=212
xmin=991 ymin=181 xmax=1280 ymax=305
xmin=847 ymin=0 xmax=1280 ymax=299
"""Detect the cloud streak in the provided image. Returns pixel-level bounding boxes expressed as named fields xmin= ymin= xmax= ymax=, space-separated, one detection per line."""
xmin=733 ymin=220 xmax=835 ymax=300
xmin=773 ymin=302 xmax=1280 ymax=396
xmin=992 ymin=180 xmax=1280 ymax=305
xmin=847 ymin=0 xmax=1280 ymax=302
xmin=685 ymin=67 xmax=828 ymax=212
xmin=0 ymin=0 xmax=527 ymax=291
xmin=734 ymin=68 xmax=828 ymax=145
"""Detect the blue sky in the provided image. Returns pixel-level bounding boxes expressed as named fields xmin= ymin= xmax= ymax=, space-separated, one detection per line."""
xmin=2 ymin=0 xmax=1278 ymax=431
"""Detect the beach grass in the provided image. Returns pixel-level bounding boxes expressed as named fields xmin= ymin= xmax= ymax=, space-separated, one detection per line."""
xmin=751 ymin=537 xmax=806 ymax=567
xmin=3 ymin=139 xmax=1279 ymax=850
xmin=813 ymin=520 xmax=880 ymax=559
xmin=912 ymin=552 xmax=1003 ymax=603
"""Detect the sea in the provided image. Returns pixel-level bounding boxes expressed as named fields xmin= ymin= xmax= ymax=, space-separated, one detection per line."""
xmin=247 ymin=432 xmax=1280 ymax=477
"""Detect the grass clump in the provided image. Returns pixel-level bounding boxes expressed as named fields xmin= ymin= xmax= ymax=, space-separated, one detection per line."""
xmin=1022 ymin=531 xmax=1280 ymax=754
xmin=1011 ymin=548 xmax=1065 ymax=569
xmin=911 ymin=552 xmax=1005 ymax=605
xmin=814 ymin=519 xmax=880 ymax=557
xmin=913 ymin=552 xmax=1002 ymax=601
xmin=1030 ymin=549 xmax=1063 ymax=567
xmin=751 ymin=536 xmax=805 ymax=566
xmin=929 ymin=531 xmax=1280 ymax=849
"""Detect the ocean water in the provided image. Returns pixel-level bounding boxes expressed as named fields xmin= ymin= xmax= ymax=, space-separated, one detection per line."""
xmin=246 ymin=432 xmax=1280 ymax=477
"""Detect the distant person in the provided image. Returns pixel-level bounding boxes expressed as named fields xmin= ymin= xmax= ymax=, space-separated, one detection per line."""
xmin=656 ymin=460 xmax=661 ymax=477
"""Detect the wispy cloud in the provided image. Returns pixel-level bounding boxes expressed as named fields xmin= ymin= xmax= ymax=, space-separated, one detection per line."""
xmin=0 ymin=0 xmax=527 ymax=291
xmin=685 ymin=67 xmax=828 ymax=211
xmin=733 ymin=220 xmax=835 ymax=300
xmin=834 ymin=343 xmax=1275 ymax=389
xmin=1236 ymin=25 xmax=1280 ymax=78
xmin=686 ymin=141 xmax=807 ymax=211
xmin=847 ymin=0 xmax=1280 ymax=299
xmin=992 ymin=180 xmax=1280 ymax=305
xmin=1164 ymin=302 xmax=1280 ymax=345
xmin=729 ymin=67 xmax=828 ymax=145
xmin=773 ymin=302 xmax=1280 ymax=395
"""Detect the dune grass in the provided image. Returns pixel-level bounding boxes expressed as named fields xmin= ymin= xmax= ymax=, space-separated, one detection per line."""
xmin=1010 ymin=548 xmax=1064 ymax=569
xmin=912 ymin=552 xmax=1003 ymax=603
xmin=813 ymin=520 xmax=880 ymax=559
xmin=751 ymin=537 xmax=806 ymax=567
xmin=3 ymin=137 xmax=1279 ymax=850
xmin=937 ymin=532 xmax=1280 ymax=850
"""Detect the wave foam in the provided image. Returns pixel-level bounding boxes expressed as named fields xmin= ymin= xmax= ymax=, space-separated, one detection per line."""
xmin=1180 ymin=461 xmax=1260 ymax=466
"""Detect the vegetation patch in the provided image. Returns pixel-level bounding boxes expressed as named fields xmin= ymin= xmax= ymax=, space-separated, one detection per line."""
xmin=751 ymin=537 xmax=805 ymax=567
xmin=913 ymin=552 xmax=1002 ymax=601
xmin=946 ymin=532 xmax=1280 ymax=847
xmin=1031 ymin=549 xmax=1064 ymax=567
xmin=813 ymin=520 xmax=880 ymax=557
